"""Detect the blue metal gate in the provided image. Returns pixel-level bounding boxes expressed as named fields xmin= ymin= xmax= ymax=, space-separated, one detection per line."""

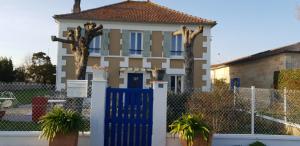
xmin=104 ymin=87 xmax=153 ymax=146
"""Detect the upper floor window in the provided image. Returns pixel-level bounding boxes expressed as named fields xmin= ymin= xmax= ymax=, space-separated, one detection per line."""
xmin=130 ymin=32 xmax=143 ymax=55
xmin=89 ymin=36 xmax=101 ymax=54
xmin=171 ymin=34 xmax=183 ymax=56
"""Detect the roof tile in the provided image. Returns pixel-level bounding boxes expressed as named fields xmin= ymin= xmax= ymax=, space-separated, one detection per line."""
xmin=54 ymin=1 xmax=216 ymax=25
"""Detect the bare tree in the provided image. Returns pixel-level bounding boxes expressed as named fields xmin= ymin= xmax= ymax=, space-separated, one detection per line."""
xmin=52 ymin=22 xmax=103 ymax=112
xmin=52 ymin=22 xmax=103 ymax=80
xmin=173 ymin=26 xmax=204 ymax=91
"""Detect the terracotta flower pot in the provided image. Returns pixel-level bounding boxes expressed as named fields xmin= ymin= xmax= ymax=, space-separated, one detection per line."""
xmin=0 ymin=111 xmax=5 ymax=120
xmin=49 ymin=132 xmax=79 ymax=146
xmin=179 ymin=134 xmax=213 ymax=146
xmin=152 ymin=69 xmax=166 ymax=81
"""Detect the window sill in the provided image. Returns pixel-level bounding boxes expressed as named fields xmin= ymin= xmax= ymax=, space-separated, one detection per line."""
xmin=170 ymin=56 xmax=184 ymax=59
xmin=129 ymin=54 xmax=143 ymax=58
xmin=89 ymin=53 xmax=101 ymax=57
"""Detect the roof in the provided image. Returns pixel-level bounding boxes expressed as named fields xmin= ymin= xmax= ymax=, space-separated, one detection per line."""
xmin=212 ymin=42 xmax=300 ymax=68
xmin=54 ymin=1 xmax=216 ymax=26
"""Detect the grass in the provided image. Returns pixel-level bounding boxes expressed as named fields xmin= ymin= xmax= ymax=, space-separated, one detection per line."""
xmin=13 ymin=89 xmax=50 ymax=105
xmin=0 ymin=120 xmax=41 ymax=131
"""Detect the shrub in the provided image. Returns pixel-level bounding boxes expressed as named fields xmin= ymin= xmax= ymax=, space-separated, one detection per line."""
xmin=249 ymin=141 xmax=266 ymax=146
xmin=278 ymin=69 xmax=300 ymax=90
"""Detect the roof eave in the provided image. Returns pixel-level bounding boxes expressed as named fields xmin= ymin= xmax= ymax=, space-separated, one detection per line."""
xmin=54 ymin=16 xmax=217 ymax=26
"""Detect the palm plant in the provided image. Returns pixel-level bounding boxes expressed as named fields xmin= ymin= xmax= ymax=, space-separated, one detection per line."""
xmin=39 ymin=107 xmax=84 ymax=141
xmin=169 ymin=114 xmax=211 ymax=146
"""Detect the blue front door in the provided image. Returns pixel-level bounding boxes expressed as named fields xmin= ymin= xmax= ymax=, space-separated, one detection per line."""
xmin=128 ymin=73 xmax=143 ymax=89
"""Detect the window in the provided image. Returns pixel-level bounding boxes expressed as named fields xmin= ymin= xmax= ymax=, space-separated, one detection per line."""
xmin=130 ymin=32 xmax=143 ymax=55
xmin=89 ymin=36 xmax=101 ymax=54
xmin=169 ymin=75 xmax=183 ymax=93
xmin=171 ymin=34 xmax=183 ymax=56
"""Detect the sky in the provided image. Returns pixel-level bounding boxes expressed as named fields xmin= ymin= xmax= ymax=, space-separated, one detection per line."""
xmin=1 ymin=0 xmax=300 ymax=67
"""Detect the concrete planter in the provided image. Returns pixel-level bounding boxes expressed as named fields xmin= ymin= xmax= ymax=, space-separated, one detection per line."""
xmin=49 ymin=132 xmax=79 ymax=146
xmin=152 ymin=69 xmax=166 ymax=81
xmin=179 ymin=134 xmax=213 ymax=146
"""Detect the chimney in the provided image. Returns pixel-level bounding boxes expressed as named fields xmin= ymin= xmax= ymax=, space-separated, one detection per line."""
xmin=73 ymin=0 xmax=81 ymax=13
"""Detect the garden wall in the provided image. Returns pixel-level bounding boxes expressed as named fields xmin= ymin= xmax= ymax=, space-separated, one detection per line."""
xmin=167 ymin=134 xmax=300 ymax=146
xmin=2 ymin=132 xmax=300 ymax=146
xmin=0 ymin=131 xmax=90 ymax=146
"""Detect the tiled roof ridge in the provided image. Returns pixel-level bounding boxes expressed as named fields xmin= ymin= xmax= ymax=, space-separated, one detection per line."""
xmin=53 ymin=1 xmax=128 ymax=18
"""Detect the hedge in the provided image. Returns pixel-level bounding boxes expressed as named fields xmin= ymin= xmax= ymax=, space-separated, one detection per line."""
xmin=277 ymin=69 xmax=300 ymax=90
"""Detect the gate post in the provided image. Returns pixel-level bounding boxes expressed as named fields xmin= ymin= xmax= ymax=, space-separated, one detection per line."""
xmin=152 ymin=81 xmax=168 ymax=146
xmin=90 ymin=80 xmax=107 ymax=146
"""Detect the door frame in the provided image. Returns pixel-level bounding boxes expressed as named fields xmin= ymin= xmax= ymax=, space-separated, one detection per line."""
xmin=121 ymin=71 xmax=150 ymax=89
xmin=127 ymin=73 xmax=144 ymax=89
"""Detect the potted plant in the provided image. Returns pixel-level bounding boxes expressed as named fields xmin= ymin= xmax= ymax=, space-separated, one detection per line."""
xmin=151 ymin=68 xmax=166 ymax=81
xmin=39 ymin=107 xmax=84 ymax=146
xmin=169 ymin=114 xmax=212 ymax=146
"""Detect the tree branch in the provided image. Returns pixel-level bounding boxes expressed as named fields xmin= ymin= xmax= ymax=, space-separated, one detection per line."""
xmin=51 ymin=36 xmax=74 ymax=44
xmin=190 ymin=26 xmax=204 ymax=40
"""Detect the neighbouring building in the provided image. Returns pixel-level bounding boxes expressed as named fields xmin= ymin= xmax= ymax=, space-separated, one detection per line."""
xmin=211 ymin=42 xmax=300 ymax=88
xmin=54 ymin=0 xmax=216 ymax=92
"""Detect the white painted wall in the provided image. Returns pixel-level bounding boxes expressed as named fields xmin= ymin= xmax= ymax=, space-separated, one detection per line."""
xmin=3 ymin=133 xmax=300 ymax=146
xmin=166 ymin=134 xmax=300 ymax=146
xmin=0 ymin=131 xmax=90 ymax=146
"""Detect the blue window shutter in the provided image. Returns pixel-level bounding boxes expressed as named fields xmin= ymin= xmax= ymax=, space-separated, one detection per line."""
xmin=89 ymin=39 xmax=94 ymax=49
xmin=143 ymin=31 xmax=151 ymax=57
xmin=101 ymin=29 xmax=110 ymax=56
xmin=137 ymin=33 xmax=142 ymax=50
xmin=177 ymin=35 xmax=182 ymax=51
xmin=171 ymin=36 xmax=176 ymax=51
xmin=95 ymin=36 xmax=100 ymax=49
xmin=163 ymin=32 xmax=172 ymax=57
xmin=122 ymin=30 xmax=130 ymax=56
xmin=131 ymin=32 xmax=136 ymax=50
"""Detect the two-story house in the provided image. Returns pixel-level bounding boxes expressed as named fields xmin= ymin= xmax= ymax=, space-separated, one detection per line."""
xmin=54 ymin=0 xmax=216 ymax=92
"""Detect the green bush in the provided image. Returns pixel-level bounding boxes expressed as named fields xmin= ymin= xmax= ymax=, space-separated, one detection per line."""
xmin=249 ymin=141 xmax=266 ymax=146
xmin=278 ymin=69 xmax=300 ymax=90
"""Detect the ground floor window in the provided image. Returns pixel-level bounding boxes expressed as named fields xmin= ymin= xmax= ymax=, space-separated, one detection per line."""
xmin=169 ymin=75 xmax=183 ymax=93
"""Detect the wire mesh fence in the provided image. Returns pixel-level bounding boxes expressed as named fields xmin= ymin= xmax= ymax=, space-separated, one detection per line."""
xmin=167 ymin=86 xmax=300 ymax=135
xmin=1 ymin=82 xmax=300 ymax=135
xmin=0 ymin=82 xmax=91 ymax=131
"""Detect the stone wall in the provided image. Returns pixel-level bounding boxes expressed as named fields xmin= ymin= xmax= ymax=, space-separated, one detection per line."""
xmin=211 ymin=54 xmax=288 ymax=88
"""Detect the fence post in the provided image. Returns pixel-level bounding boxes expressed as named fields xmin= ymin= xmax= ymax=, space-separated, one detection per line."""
xmin=284 ymin=87 xmax=287 ymax=123
xmin=90 ymin=80 xmax=107 ymax=146
xmin=152 ymin=81 xmax=168 ymax=146
xmin=251 ymin=86 xmax=255 ymax=134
